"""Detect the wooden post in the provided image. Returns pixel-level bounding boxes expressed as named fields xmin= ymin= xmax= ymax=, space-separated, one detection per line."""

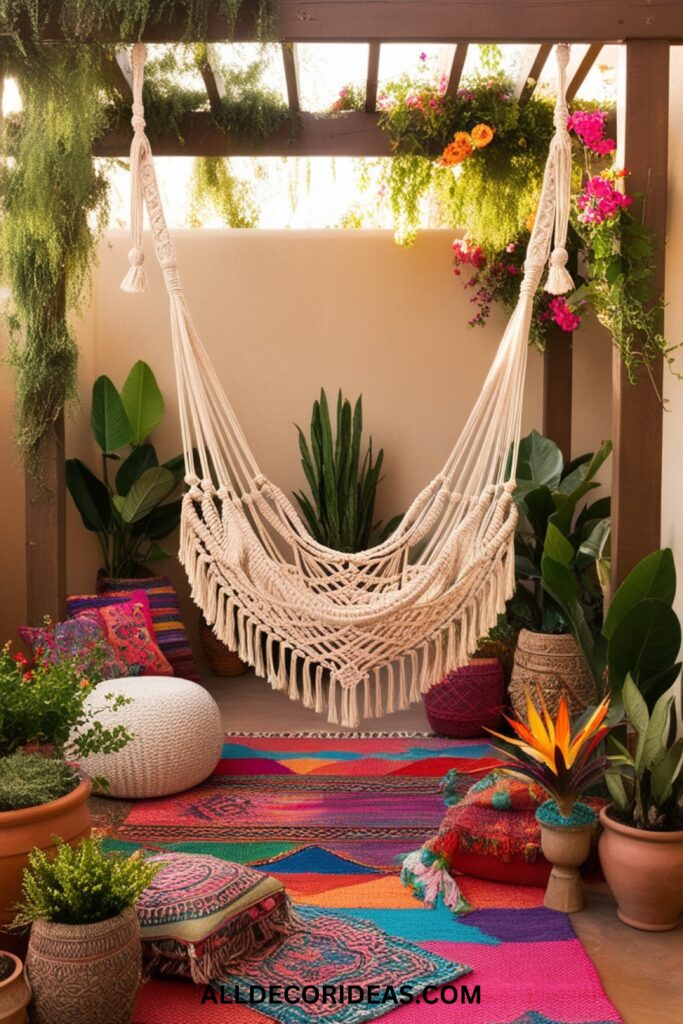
xmin=25 ymin=412 xmax=67 ymax=625
xmin=543 ymin=324 xmax=573 ymax=463
xmin=611 ymin=40 xmax=670 ymax=586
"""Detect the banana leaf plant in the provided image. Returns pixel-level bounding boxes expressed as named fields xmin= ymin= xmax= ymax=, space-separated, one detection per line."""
xmin=508 ymin=430 xmax=612 ymax=643
xmin=66 ymin=361 xmax=184 ymax=578
xmin=294 ymin=389 xmax=401 ymax=553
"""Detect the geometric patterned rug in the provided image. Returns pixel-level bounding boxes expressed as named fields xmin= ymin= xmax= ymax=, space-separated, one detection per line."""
xmin=103 ymin=734 xmax=623 ymax=1024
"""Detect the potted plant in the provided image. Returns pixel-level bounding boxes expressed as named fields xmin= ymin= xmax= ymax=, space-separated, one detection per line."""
xmin=488 ymin=686 xmax=610 ymax=912
xmin=16 ymin=838 xmax=158 ymax=1024
xmin=600 ymin=676 xmax=683 ymax=931
xmin=507 ymin=430 xmax=612 ymax=720
xmin=65 ymin=360 xmax=184 ymax=583
xmin=0 ymin=644 xmax=132 ymax=946
xmin=0 ymin=950 xmax=30 ymax=1024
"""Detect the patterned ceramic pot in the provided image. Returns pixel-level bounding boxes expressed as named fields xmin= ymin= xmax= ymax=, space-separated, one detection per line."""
xmin=598 ymin=806 xmax=683 ymax=931
xmin=0 ymin=779 xmax=91 ymax=955
xmin=509 ymin=629 xmax=595 ymax=722
xmin=26 ymin=907 xmax=141 ymax=1024
xmin=0 ymin=952 xmax=31 ymax=1024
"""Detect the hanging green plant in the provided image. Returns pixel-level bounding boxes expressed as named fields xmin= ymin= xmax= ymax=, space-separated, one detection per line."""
xmin=0 ymin=42 xmax=109 ymax=470
xmin=189 ymin=157 xmax=259 ymax=227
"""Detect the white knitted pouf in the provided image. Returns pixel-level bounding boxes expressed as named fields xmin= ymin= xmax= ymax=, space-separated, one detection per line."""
xmin=74 ymin=677 xmax=223 ymax=798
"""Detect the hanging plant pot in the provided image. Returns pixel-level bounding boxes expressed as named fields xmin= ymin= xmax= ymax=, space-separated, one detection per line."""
xmin=598 ymin=806 xmax=683 ymax=931
xmin=198 ymin=616 xmax=249 ymax=677
xmin=536 ymin=802 xmax=597 ymax=912
xmin=26 ymin=907 xmax=141 ymax=1024
xmin=0 ymin=952 xmax=31 ymax=1024
xmin=509 ymin=629 xmax=595 ymax=722
xmin=0 ymin=779 xmax=91 ymax=954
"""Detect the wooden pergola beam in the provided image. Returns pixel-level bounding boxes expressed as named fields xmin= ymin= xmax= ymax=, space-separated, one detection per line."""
xmin=513 ymin=44 xmax=552 ymax=102
xmin=365 ymin=42 xmax=381 ymax=113
xmin=281 ymin=42 xmax=301 ymax=112
xmin=11 ymin=2 xmax=683 ymax=43
xmin=610 ymin=39 xmax=670 ymax=587
xmin=444 ymin=44 xmax=469 ymax=96
xmin=94 ymin=111 xmax=394 ymax=157
xmin=566 ymin=43 xmax=604 ymax=102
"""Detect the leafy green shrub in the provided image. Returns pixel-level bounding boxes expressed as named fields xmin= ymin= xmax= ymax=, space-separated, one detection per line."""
xmin=294 ymin=389 xmax=401 ymax=553
xmin=0 ymin=753 xmax=79 ymax=812
xmin=14 ymin=837 xmax=159 ymax=926
xmin=0 ymin=643 xmax=132 ymax=758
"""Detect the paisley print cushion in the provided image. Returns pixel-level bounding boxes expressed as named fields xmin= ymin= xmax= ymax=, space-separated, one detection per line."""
xmin=19 ymin=613 xmax=125 ymax=680
xmin=95 ymin=599 xmax=173 ymax=677
xmin=136 ymin=853 xmax=300 ymax=983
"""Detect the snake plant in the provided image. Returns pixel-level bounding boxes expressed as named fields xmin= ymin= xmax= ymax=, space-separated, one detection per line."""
xmin=294 ymin=389 xmax=401 ymax=553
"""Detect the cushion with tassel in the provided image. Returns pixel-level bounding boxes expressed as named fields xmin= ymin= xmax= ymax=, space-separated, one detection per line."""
xmin=136 ymin=853 xmax=300 ymax=984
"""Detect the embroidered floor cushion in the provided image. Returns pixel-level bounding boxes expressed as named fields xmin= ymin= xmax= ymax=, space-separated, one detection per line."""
xmin=94 ymin=597 xmax=173 ymax=677
xmin=19 ymin=614 xmax=124 ymax=680
xmin=136 ymin=853 xmax=300 ymax=983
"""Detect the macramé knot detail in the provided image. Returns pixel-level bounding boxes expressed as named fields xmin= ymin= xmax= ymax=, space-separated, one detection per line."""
xmin=128 ymin=246 xmax=145 ymax=267
xmin=549 ymin=247 xmax=568 ymax=268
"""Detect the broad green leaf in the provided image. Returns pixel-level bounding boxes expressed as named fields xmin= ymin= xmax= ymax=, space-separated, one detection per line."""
xmin=91 ymin=375 xmax=131 ymax=454
xmin=575 ymin=496 xmax=611 ymax=533
xmin=650 ymin=738 xmax=683 ymax=805
xmin=162 ymin=453 xmax=186 ymax=487
xmin=603 ymin=548 xmax=676 ymax=640
xmin=120 ymin=467 xmax=176 ymax=524
xmin=637 ymin=693 xmax=674 ymax=772
xmin=605 ymin=770 xmax=630 ymax=810
xmin=514 ymin=431 xmax=563 ymax=487
xmin=576 ymin=519 xmax=611 ymax=571
xmin=541 ymin=529 xmax=596 ymax=678
xmin=119 ymin=360 xmax=164 ymax=446
xmin=622 ymin=675 xmax=650 ymax=737
xmin=638 ymin=663 xmax=683 ymax=709
xmin=607 ymin=600 xmax=681 ymax=695
xmin=115 ymin=444 xmax=158 ymax=497
xmin=138 ymin=500 xmax=182 ymax=541
xmin=550 ymin=440 xmax=612 ymax=534
xmin=145 ymin=543 xmax=171 ymax=562
xmin=65 ymin=458 xmax=113 ymax=533
xmin=543 ymin=522 xmax=574 ymax=567
xmin=518 ymin=485 xmax=555 ymax=540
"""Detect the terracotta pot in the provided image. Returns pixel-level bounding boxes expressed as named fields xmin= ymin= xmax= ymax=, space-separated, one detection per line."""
xmin=0 ymin=952 xmax=31 ymax=1024
xmin=509 ymin=629 xmax=596 ymax=722
xmin=26 ymin=907 xmax=141 ymax=1024
xmin=598 ymin=805 xmax=683 ymax=931
xmin=0 ymin=779 xmax=91 ymax=954
xmin=539 ymin=820 xmax=596 ymax=912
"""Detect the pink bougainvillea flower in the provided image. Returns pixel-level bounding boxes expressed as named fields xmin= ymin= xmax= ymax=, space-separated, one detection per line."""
xmin=506 ymin=242 xmax=516 ymax=253
xmin=577 ymin=174 xmax=632 ymax=225
xmin=549 ymin=296 xmax=582 ymax=332
xmin=567 ymin=110 xmax=616 ymax=156
xmin=419 ymin=51 xmax=427 ymax=61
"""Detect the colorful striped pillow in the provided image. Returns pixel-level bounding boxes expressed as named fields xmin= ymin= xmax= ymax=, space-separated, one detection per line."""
xmin=67 ymin=575 xmax=201 ymax=683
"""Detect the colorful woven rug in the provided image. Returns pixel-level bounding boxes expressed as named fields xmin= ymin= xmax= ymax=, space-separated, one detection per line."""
xmin=103 ymin=734 xmax=622 ymax=1024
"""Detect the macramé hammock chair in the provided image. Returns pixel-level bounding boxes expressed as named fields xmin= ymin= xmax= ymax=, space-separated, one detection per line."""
xmin=120 ymin=42 xmax=575 ymax=728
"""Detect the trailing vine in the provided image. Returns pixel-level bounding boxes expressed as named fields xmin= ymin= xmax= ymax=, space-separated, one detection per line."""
xmin=190 ymin=157 xmax=259 ymax=227
xmin=0 ymin=43 xmax=109 ymax=469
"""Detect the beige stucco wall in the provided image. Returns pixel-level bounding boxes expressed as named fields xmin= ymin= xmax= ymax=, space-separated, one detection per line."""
xmin=663 ymin=57 xmax=683 ymax=626
xmin=1 ymin=227 xmax=613 ymax=647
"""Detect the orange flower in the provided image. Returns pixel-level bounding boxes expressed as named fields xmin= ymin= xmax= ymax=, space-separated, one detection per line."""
xmin=438 ymin=131 xmax=473 ymax=167
xmin=79 ymin=677 xmax=90 ymax=689
xmin=526 ymin=203 xmax=538 ymax=231
xmin=471 ymin=123 xmax=494 ymax=148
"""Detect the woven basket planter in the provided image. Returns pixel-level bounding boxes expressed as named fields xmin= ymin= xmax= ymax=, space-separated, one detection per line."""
xmin=199 ymin=616 xmax=249 ymax=676
xmin=26 ymin=907 xmax=141 ymax=1024
xmin=509 ymin=629 xmax=595 ymax=722
xmin=424 ymin=658 xmax=505 ymax=738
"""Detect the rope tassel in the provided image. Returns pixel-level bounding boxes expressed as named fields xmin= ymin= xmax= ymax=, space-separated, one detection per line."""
xmin=121 ymin=43 xmax=149 ymax=294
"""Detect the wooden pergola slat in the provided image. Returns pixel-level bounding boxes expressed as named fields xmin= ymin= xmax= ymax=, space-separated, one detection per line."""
xmin=566 ymin=43 xmax=604 ymax=101
xmin=12 ymin=1 xmax=683 ymax=43
xmin=444 ymin=43 xmax=469 ymax=96
xmin=365 ymin=42 xmax=381 ymax=113
xmin=281 ymin=41 xmax=301 ymax=112
xmin=198 ymin=44 xmax=226 ymax=112
xmin=513 ymin=44 xmax=552 ymax=102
